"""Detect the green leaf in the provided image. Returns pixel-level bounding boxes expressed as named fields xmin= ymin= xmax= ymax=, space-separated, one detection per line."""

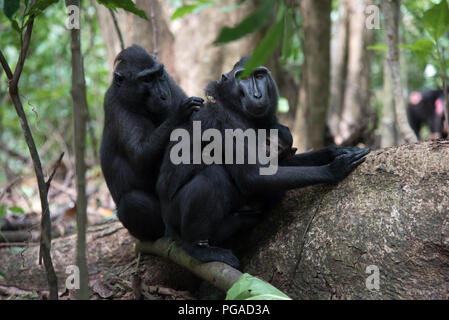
xmin=366 ymin=44 xmax=388 ymax=51
xmin=3 ymin=0 xmax=20 ymax=19
xmin=240 ymin=1 xmax=285 ymax=78
xmin=214 ymin=0 xmax=275 ymax=44
xmin=0 ymin=271 xmax=6 ymax=280
xmin=409 ymin=38 xmax=435 ymax=67
xmin=8 ymin=206 xmax=25 ymax=214
xmin=0 ymin=204 xmax=6 ymax=217
xmin=10 ymin=246 xmax=26 ymax=254
xmin=171 ymin=4 xmax=199 ymax=19
xmin=34 ymin=0 xmax=58 ymax=11
xmin=97 ymin=0 xmax=148 ymax=20
xmin=423 ymin=0 xmax=449 ymax=42
xmin=171 ymin=2 xmax=215 ymax=20
xmin=27 ymin=0 xmax=59 ymax=15
xmin=226 ymin=273 xmax=291 ymax=300
xmin=281 ymin=8 xmax=294 ymax=60
xmin=10 ymin=18 xmax=21 ymax=32
xmin=278 ymin=97 xmax=289 ymax=113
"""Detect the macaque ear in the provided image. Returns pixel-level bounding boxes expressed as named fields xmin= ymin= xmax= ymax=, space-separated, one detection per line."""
xmin=114 ymin=71 xmax=124 ymax=85
xmin=435 ymin=98 xmax=444 ymax=116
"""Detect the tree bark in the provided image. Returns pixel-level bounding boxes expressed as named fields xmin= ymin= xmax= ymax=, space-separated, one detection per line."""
xmin=243 ymin=140 xmax=449 ymax=299
xmin=294 ymin=0 xmax=331 ymax=150
xmin=2 ymin=141 xmax=447 ymax=299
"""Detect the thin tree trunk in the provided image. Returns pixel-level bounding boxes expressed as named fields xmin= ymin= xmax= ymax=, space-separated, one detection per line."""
xmin=294 ymin=0 xmax=331 ymax=149
xmin=293 ymin=59 xmax=309 ymax=152
xmin=66 ymin=0 xmax=89 ymax=300
xmin=381 ymin=58 xmax=397 ymax=147
xmin=267 ymin=47 xmax=300 ymax=128
xmin=381 ymin=0 xmax=417 ymax=143
xmin=336 ymin=0 xmax=374 ymax=145
xmin=327 ymin=0 xmax=348 ymax=140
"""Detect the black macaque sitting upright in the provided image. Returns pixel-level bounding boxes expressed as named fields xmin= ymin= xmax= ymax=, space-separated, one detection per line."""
xmin=100 ymin=45 xmax=203 ymax=241
xmin=156 ymin=58 xmax=370 ymax=268
xmin=407 ymin=89 xmax=448 ymax=139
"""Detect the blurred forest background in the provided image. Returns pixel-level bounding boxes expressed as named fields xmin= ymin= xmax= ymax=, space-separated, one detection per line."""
xmin=0 ymin=0 xmax=449 ymax=298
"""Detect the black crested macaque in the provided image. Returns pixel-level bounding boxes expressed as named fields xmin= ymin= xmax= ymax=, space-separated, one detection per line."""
xmin=100 ymin=45 xmax=203 ymax=240
xmin=407 ymin=89 xmax=448 ymax=139
xmin=156 ymin=58 xmax=370 ymax=268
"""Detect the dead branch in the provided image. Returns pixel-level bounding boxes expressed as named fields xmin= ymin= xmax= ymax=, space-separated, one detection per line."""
xmin=45 ymin=152 xmax=65 ymax=191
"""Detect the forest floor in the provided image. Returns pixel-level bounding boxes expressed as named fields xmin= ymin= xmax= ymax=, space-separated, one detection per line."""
xmin=0 ymin=163 xmax=183 ymax=300
xmin=0 ymin=163 xmax=114 ymax=245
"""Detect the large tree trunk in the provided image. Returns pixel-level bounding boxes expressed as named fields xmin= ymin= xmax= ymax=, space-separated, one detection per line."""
xmin=294 ymin=0 xmax=331 ymax=150
xmin=1 ymin=140 xmax=447 ymax=299
xmin=243 ymin=140 xmax=449 ymax=299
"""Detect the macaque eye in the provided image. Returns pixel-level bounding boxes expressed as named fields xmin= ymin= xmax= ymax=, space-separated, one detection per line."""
xmin=114 ymin=71 xmax=124 ymax=84
xmin=255 ymin=73 xmax=265 ymax=80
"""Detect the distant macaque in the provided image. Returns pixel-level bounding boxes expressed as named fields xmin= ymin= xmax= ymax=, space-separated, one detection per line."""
xmin=407 ymin=89 xmax=448 ymax=139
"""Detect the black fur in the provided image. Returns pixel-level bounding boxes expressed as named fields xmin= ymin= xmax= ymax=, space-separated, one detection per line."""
xmin=156 ymin=58 xmax=370 ymax=268
xmin=407 ymin=88 xmax=448 ymax=139
xmin=100 ymin=45 xmax=203 ymax=240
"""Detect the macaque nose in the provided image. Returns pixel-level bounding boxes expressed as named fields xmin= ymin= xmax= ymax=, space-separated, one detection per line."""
xmin=253 ymin=91 xmax=262 ymax=99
